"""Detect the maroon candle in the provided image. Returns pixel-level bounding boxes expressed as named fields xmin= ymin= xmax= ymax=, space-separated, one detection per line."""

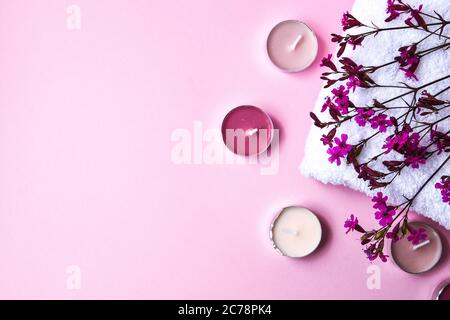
xmin=390 ymin=221 xmax=442 ymax=274
xmin=433 ymin=281 xmax=450 ymax=300
xmin=221 ymin=105 xmax=274 ymax=156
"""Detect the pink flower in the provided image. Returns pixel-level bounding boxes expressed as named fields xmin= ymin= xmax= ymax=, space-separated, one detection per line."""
xmin=327 ymin=134 xmax=352 ymax=166
xmin=372 ymin=192 xmax=388 ymax=210
xmin=320 ymin=134 xmax=333 ymax=147
xmin=331 ymin=85 xmax=350 ymax=114
xmin=355 ymin=108 xmax=374 ymax=127
xmin=402 ymin=132 xmax=421 ymax=153
xmin=346 ymin=76 xmax=361 ymax=92
xmin=344 ymin=214 xmax=359 ymax=234
xmin=331 ymin=85 xmax=349 ymax=100
xmin=320 ymin=54 xmax=337 ymax=72
xmin=369 ymin=114 xmax=394 ymax=133
xmin=400 ymin=67 xmax=419 ymax=80
xmin=372 ymin=192 xmax=396 ymax=227
xmin=386 ymin=0 xmax=400 ymax=21
xmin=386 ymin=231 xmax=400 ymax=243
xmin=405 ymin=4 xmax=427 ymax=30
xmin=348 ymin=36 xmax=364 ymax=50
xmin=321 ymin=97 xmax=335 ymax=112
xmin=364 ymin=244 xmax=378 ymax=261
xmin=396 ymin=45 xmax=420 ymax=80
xmin=407 ymin=227 xmax=427 ymax=245
xmin=382 ymin=126 xmax=410 ymax=153
xmin=375 ymin=207 xmax=396 ymax=227
xmin=405 ymin=154 xmax=427 ymax=169
xmin=385 ymin=0 xmax=410 ymax=22
xmin=379 ymin=252 xmax=389 ymax=262
xmin=435 ymin=176 xmax=450 ymax=205
xmin=341 ymin=12 xmax=362 ymax=31
xmin=364 ymin=244 xmax=388 ymax=262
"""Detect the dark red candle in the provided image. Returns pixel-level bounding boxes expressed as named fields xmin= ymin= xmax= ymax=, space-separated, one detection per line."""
xmin=221 ymin=105 xmax=274 ymax=156
xmin=434 ymin=282 xmax=450 ymax=300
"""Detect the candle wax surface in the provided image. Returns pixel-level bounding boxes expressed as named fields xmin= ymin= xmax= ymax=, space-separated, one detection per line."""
xmin=267 ymin=20 xmax=318 ymax=72
xmin=221 ymin=105 xmax=273 ymax=156
xmin=390 ymin=222 xmax=442 ymax=274
xmin=271 ymin=207 xmax=322 ymax=258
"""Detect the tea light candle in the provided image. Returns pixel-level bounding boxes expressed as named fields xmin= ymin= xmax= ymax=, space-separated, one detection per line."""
xmin=270 ymin=207 xmax=322 ymax=258
xmin=221 ymin=105 xmax=274 ymax=156
xmin=390 ymin=221 xmax=442 ymax=274
xmin=433 ymin=280 xmax=450 ymax=300
xmin=267 ymin=20 xmax=318 ymax=72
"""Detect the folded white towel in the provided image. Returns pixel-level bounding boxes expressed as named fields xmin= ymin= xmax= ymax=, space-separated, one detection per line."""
xmin=301 ymin=0 xmax=450 ymax=229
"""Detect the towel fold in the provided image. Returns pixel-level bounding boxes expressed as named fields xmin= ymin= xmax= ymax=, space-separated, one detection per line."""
xmin=301 ymin=0 xmax=450 ymax=229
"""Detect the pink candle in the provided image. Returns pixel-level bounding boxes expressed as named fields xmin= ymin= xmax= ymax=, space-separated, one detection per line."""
xmin=267 ymin=20 xmax=318 ymax=72
xmin=390 ymin=221 xmax=442 ymax=274
xmin=221 ymin=105 xmax=274 ymax=156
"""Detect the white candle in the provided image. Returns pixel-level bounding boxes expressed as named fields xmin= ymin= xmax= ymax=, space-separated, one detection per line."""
xmin=270 ymin=207 xmax=322 ymax=258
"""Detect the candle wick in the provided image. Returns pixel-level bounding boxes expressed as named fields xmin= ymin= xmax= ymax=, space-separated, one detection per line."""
xmin=289 ymin=34 xmax=303 ymax=51
xmin=412 ymin=239 xmax=431 ymax=251
xmin=281 ymin=228 xmax=299 ymax=236
xmin=245 ymin=128 xmax=258 ymax=136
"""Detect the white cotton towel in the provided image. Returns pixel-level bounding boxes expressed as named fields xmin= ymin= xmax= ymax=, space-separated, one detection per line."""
xmin=301 ymin=0 xmax=450 ymax=229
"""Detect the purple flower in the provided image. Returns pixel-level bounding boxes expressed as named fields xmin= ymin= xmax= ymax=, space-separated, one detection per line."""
xmin=331 ymin=85 xmax=349 ymax=100
xmin=364 ymin=244 xmax=378 ymax=261
xmin=395 ymin=45 xmax=420 ymax=80
xmin=405 ymin=4 xmax=427 ymax=30
xmin=340 ymin=57 xmax=363 ymax=77
xmin=321 ymin=97 xmax=335 ymax=112
xmin=372 ymin=192 xmax=388 ymax=210
xmin=400 ymin=67 xmax=419 ymax=80
xmin=416 ymin=91 xmax=446 ymax=115
xmin=386 ymin=231 xmax=400 ymax=243
xmin=372 ymin=192 xmax=395 ymax=227
xmin=331 ymin=85 xmax=350 ymax=114
xmin=327 ymin=134 xmax=353 ymax=166
xmin=346 ymin=76 xmax=361 ymax=92
xmin=403 ymin=132 xmax=420 ymax=152
xmin=341 ymin=12 xmax=362 ymax=31
xmin=431 ymin=130 xmax=445 ymax=154
xmin=344 ymin=214 xmax=359 ymax=234
xmin=435 ymin=176 xmax=450 ymax=205
xmin=348 ymin=36 xmax=364 ymax=50
xmin=369 ymin=114 xmax=394 ymax=133
xmin=355 ymin=108 xmax=375 ymax=127
xmin=379 ymin=252 xmax=389 ymax=263
xmin=320 ymin=54 xmax=337 ymax=72
xmin=407 ymin=227 xmax=428 ymax=245
xmin=375 ymin=206 xmax=396 ymax=227
xmin=320 ymin=134 xmax=332 ymax=147
xmin=385 ymin=0 xmax=410 ymax=22
xmin=405 ymin=154 xmax=427 ymax=169
xmin=386 ymin=0 xmax=400 ymax=21
xmin=382 ymin=126 xmax=410 ymax=153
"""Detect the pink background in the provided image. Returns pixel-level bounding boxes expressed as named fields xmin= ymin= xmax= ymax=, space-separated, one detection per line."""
xmin=0 ymin=0 xmax=448 ymax=299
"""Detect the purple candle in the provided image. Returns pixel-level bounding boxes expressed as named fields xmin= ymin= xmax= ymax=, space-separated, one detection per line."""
xmin=390 ymin=221 xmax=442 ymax=274
xmin=221 ymin=105 xmax=274 ymax=156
